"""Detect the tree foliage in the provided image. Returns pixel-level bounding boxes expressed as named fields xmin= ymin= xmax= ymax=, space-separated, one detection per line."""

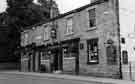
xmin=6 ymin=0 xmax=51 ymax=30
xmin=0 ymin=0 xmax=59 ymax=62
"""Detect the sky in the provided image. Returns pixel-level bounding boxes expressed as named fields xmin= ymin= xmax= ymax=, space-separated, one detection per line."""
xmin=0 ymin=0 xmax=7 ymax=13
xmin=54 ymin=0 xmax=90 ymax=13
xmin=0 ymin=0 xmax=90 ymax=13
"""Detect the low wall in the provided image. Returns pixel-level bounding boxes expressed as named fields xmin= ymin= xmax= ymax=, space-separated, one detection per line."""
xmin=41 ymin=60 xmax=50 ymax=73
xmin=63 ymin=57 xmax=75 ymax=74
xmin=122 ymin=61 xmax=135 ymax=81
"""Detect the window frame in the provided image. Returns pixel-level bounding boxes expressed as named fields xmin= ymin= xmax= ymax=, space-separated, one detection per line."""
xmin=88 ymin=8 xmax=96 ymax=28
xmin=62 ymin=41 xmax=78 ymax=59
xmin=121 ymin=37 xmax=125 ymax=44
xmin=65 ymin=17 xmax=74 ymax=35
xmin=87 ymin=38 xmax=99 ymax=64
xmin=122 ymin=50 xmax=128 ymax=64
xmin=40 ymin=51 xmax=50 ymax=61
xmin=24 ymin=33 xmax=28 ymax=46
xmin=43 ymin=25 xmax=50 ymax=41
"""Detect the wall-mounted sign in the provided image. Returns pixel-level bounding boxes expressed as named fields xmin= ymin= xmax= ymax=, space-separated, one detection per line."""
xmin=80 ymin=43 xmax=84 ymax=49
xmin=35 ymin=35 xmax=42 ymax=40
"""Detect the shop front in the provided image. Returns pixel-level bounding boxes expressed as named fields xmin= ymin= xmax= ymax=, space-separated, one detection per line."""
xmin=36 ymin=45 xmax=50 ymax=73
xmin=40 ymin=38 xmax=80 ymax=74
xmin=20 ymin=38 xmax=80 ymax=75
xmin=48 ymin=42 xmax=63 ymax=73
xmin=61 ymin=38 xmax=80 ymax=75
xmin=20 ymin=43 xmax=38 ymax=72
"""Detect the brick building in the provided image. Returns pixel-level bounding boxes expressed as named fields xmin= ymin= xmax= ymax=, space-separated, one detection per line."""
xmin=20 ymin=0 xmax=122 ymax=78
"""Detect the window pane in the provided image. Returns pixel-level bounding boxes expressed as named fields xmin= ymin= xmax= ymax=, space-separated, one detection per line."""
xmin=87 ymin=38 xmax=98 ymax=64
xmin=63 ymin=47 xmax=69 ymax=58
xmin=66 ymin=17 xmax=73 ymax=33
xmin=63 ymin=42 xmax=77 ymax=58
xmin=89 ymin=9 xmax=95 ymax=19
xmin=89 ymin=8 xmax=96 ymax=27
xmin=122 ymin=51 xmax=128 ymax=64
xmin=41 ymin=51 xmax=49 ymax=60
xmin=44 ymin=27 xmax=49 ymax=40
xmin=121 ymin=37 xmax=125 ymax=44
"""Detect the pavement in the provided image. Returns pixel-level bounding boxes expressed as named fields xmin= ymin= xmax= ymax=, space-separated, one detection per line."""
xmin=0 ymin=70 xmax=135 ymax=84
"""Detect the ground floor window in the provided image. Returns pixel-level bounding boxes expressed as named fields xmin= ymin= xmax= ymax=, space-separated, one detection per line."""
xmin=87 ymin=38 xmax=99 ymax=64
xmin=40 ymin=51 xmax=50 ymax=60
xmin=63 ymin=41 xmax=78 ymax=58
xmin=122 ymin=50 xmax=128 ymax=64
xmin=63 ymin=47 xmax=69 ymax=58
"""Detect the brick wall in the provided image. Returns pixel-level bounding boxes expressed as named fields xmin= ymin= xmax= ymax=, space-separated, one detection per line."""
xmin=21 ymin=0 xmax=120 ymax=78
xmin=63 ymin=58 xmax=76 ymax=74
xmin=57 ymin=0 xmax=120 ymax=78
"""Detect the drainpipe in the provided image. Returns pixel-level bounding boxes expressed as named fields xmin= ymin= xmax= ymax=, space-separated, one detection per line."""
xmin=115 ymin=0 xmax=122 ymax=79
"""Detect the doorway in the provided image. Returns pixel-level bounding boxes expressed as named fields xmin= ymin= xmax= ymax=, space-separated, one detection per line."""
xmin=53 ymin=49 xmax=59 ymax=71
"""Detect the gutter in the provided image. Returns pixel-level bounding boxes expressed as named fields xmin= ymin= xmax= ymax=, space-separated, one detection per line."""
xmin=115 ymin=0 xmax=122 ymax=79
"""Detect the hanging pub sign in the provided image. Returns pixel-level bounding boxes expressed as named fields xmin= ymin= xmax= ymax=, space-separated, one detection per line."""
xmin=51 ymin=28 xmax=56 ymax=39
xmin=107 ymin=39 xmax=114 ymax=44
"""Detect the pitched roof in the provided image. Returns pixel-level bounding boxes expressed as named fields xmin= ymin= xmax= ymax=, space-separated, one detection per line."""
xmin=24 ymin=0 xmax=109 ymax=30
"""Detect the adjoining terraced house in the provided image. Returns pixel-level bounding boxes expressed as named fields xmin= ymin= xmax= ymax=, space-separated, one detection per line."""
xmin=19 ymin=0 xmax=134 ymax=79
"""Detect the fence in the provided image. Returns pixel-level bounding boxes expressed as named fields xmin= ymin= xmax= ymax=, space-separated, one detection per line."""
xmin=122 ymin=61 xmax=135 ymax=81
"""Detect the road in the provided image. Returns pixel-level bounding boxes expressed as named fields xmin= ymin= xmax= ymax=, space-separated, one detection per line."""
xmin=0 ymin=73 xmax=102 ymax=84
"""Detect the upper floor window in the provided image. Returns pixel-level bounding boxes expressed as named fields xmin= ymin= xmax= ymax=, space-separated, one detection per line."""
xmin=24 ymin=33 xmax=28 ymax=46
xmin=88 ymin=8 xmax=96 ymax=28
xmin=121 ymin=37 xmax=125 ymax=44
xmin=44 ymin=25 xmax=50 ymax=41
xmin=66 ymin=17 xmax=73 ymax=34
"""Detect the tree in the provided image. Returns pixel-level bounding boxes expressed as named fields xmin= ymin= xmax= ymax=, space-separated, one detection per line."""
xmin=6 ymin=0 xmax=51 ymax=29
xmin=0 ymin=0 xmax=59 ymax=62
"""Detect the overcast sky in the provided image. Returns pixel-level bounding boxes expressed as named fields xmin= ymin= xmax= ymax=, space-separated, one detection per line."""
xmin=0 ymin=0 xmax=7 ymax=13
xmin=55 ymin=0 xmax=90 ymax=13
xmin=0 ymin=0 xmax=90 ymax=13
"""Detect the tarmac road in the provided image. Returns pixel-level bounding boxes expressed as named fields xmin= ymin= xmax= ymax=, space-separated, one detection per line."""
xmin=0 ymin=73 xmax=103 ymax=84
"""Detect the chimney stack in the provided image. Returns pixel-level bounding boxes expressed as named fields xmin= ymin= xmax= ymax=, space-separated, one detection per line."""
xmin=91 ymin=0 xmax=98 ymax=3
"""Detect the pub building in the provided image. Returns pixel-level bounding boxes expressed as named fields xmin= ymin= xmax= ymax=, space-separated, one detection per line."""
xmin=20 ymin=0 xmax=122 ymax=79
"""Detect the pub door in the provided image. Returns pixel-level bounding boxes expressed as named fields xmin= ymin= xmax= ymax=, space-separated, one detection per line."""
xmin=34 ymin=51 xmax=41 ymax=72
xmin=73 ymin=40 xmax=79 ymax=75
xmin=28 ymin=51 xmax=35 ymax=72
xmin=53 ymin=49 xmax=59 ymax=71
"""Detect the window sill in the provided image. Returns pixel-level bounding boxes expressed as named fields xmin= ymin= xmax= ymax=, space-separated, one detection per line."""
xmin=43 ymin=39 xmax=49 ymax=42
xmin=41 ymin=60 xmax=50 ymax=64
xmin=87 ymin=61 xmax=99 ymax=65
xmin=41 ymin=59 xmax=49 ymax=61
xmin=63 ymin=57 xmax=75 ymax=60
xmin=65 ymin=32 xmax=74 ymax=36
xmin=86 ymin=27 xmax=97 ymax=32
